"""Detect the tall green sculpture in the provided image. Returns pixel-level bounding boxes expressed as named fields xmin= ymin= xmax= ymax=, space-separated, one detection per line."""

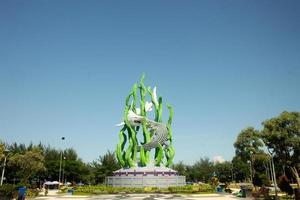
xmin=116 ymin=74 xmax=175 ymax=168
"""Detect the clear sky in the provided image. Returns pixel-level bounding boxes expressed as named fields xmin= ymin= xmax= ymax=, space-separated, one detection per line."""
xmin=1 ymin=0 xmax=299 ymax=164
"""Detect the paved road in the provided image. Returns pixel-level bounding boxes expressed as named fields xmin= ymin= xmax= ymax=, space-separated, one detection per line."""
xmin=35 ymin=192 xmax=251 ymax=200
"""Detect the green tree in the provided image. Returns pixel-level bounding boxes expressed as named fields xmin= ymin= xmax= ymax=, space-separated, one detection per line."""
xmin=4 ymin=142 xmax=28 ymax=184
xmin=172 ymin=161 xmax=187 ymax=176
xmin=8 ymin=148 xmax=45 ymax=184
xmin=192 ymin=158 xmax=214 ymax=183
xmin=0 ymin=142 xmax=4 ymax=159
xmin=232 ymin=156 xmax=250 ymax=182
xmin=2 ymin=143 xmax=94 ymax=184
xmin=261 ymin=111 xmax=300 ymax=174
xmin=92 ymin=151 xmax=120 ymax=184
xmin=234 ymin=127 xmax=264 ymax=162
xmin=214 ymin=161 xmax=233 ymax=183
xmin=252 ymin=173 xmax=263 ymax=187
xmin=8 ymin=142 xmax=27 ymax=154
xmin=185 ymin=165 xmax=195 ymax=182
xmin=43 ymin=146 xmax=60 ymax=181
xmin=233 ymin=127 xmax=269 ymax=183
xmin=57 ymin=148 xmax=92 ymax=184
xmin=278 ymin=175 xmax=294 ymax=195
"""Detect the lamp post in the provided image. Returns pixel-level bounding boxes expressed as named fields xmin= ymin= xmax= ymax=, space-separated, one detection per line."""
xmin=231 ymin=163 xmax=234 ymax=182
xmin=62 ymin=156 xmax=66 ymax=184
xmin=268 ymin=148 xmax=278 ymax=200
xmin=261 ymin=140 xmax=279 ymax=200
xmin=1 ymin=149 xmax=9 ymax=186
xmin=248 ymin=151 xmax=253 ymax=183
xmin=247 ymin=160 xmax=253 ymax=183
xmin=58 ymin=137 xmax=65 ymax=184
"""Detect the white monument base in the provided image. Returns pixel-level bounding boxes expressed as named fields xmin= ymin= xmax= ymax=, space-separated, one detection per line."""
xmin=106 ymin=166 xmax=186 ymax=188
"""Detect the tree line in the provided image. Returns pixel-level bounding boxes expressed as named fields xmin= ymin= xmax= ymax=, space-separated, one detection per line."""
xmin=0 ymin=143 xmax=120 ymax=186
xmin=173 ymin=111 xmax=300 ymax=191
xmin=233 ymin=111 xmax=300 ymax=187
xmin=1 ymin=111 xmax=299 ymax=189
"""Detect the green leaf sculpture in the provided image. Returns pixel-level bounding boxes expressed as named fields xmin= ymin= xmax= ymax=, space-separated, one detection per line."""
xmin=116 ymin=74 xmax=175 ymax=168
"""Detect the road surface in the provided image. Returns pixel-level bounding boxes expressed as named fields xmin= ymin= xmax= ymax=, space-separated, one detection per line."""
xmin=35 ymin=190 xmax=251 ymax=200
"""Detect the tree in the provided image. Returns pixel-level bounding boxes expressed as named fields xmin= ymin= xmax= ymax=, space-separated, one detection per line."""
xmin=214 ymin=161 xmax=233 ymax=183
xmin=234 ymin=127 xmax=263 ymax=162
xmin=172 ymin=161 xmax=187 ymax=176
xmin=4 ymin=142 xmax=28 ymax=184
xmin=290 ymin=167 xmax=300 ymax=190
xmin=261 ymin=111 xmax=300 ymax=175
xmin=252 ymin=173 xmax=263 ymax=187
xmin=0 ymin=142 xmax=4 ymax=160
xmin=53 ymin=148 xmax=92 ymax=184
xmin=232 ymin=156 xmax=250 ymax=182
xmin=233 ymin=127 xmax=271 ymax=183
xmin=278 ymin=175 xmax=294 ymax=195
xmin=252 ymin=173 xmax=270 ymax=188
xmin=185 ymin=165 xmax=196 ymax=182
xmin=42 ymin=146 xmax=60 ymax=181
xmin=8 ymin=148 xmax=45 ymax=184
xmin=8 ymin=142 xmax=27 ymax=154
xmin=192 ymin=158 xmax=214 ymax=183
xmin=92 ymin=151 xmax=120 ymax=184
xmin=3 ymin=143 xmax=93 ymax=184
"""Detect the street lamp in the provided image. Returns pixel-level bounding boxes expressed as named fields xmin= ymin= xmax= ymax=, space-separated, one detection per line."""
xmin=247 ymin=160 xmax=253 ymax=183
xmin=59 ymin=137 xmax=65 ymax=184
xmin=1 ymin=149 xmax=9 ymax=186
xmin=260 ymin=140 xmax=279 ymax=200
xmin=268 ymin=148 xmax=279 ymax=200
xmin=62 ymin=156 xmax=66 ymax=184
xmin=248 ymin=151 xmax=253 ymax=183
xmin=231 ymin=163 xmax=234 ymax=182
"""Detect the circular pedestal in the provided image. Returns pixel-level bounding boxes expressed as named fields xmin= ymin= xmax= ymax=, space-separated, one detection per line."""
xmin=106 ymin=166 xmax=186 ymax=188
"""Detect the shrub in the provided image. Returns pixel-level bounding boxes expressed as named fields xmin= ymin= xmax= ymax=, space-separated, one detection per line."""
xmin=278 ymin=175 xmax=293 ymax=195
xmin=74 ymin=184 xmax=214 ymax=195
xmin=168 ymin=184 xmax=213 ymax=193
xmin=0 ymin=184 xmax=17 ymax=200
xmin=26 ymin=188 xmax=40 ymax=198
xmin=144 ymin=186 xmax=153 ymax=192
xmin=60 ymin=186 xmax=68 ymax=192
xmin=225 ymin=188 xmax=232 ymax=193
xmin=253 ymin=173 xmax=263 ymax=187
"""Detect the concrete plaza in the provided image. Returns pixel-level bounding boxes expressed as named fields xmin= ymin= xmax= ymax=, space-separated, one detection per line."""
xmin=35 ymin=190 xmax=251 ymax=200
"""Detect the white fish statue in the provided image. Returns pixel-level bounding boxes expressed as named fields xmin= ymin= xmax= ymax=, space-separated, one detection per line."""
xmin=115 ymin=86 xmax=158 ymax=127
xmin=115 ymin=101 xmax=153 ymax=127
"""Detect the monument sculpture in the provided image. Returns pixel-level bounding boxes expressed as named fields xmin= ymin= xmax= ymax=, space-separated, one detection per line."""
xmin=106 ymin=75 xmax=185 ymax=187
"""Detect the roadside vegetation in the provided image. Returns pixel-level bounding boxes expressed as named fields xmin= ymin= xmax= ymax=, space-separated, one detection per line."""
xmin=72 ymin=184 xmax=214 ymax=195
xmin=173 ymin=111 xmax=300 ymax=199
xmin=0 ymin=111 xmax=299 ymax=199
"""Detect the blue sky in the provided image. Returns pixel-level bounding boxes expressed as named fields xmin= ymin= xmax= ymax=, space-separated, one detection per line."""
xmin=0 ymin=0 xmax=299 ymax=164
